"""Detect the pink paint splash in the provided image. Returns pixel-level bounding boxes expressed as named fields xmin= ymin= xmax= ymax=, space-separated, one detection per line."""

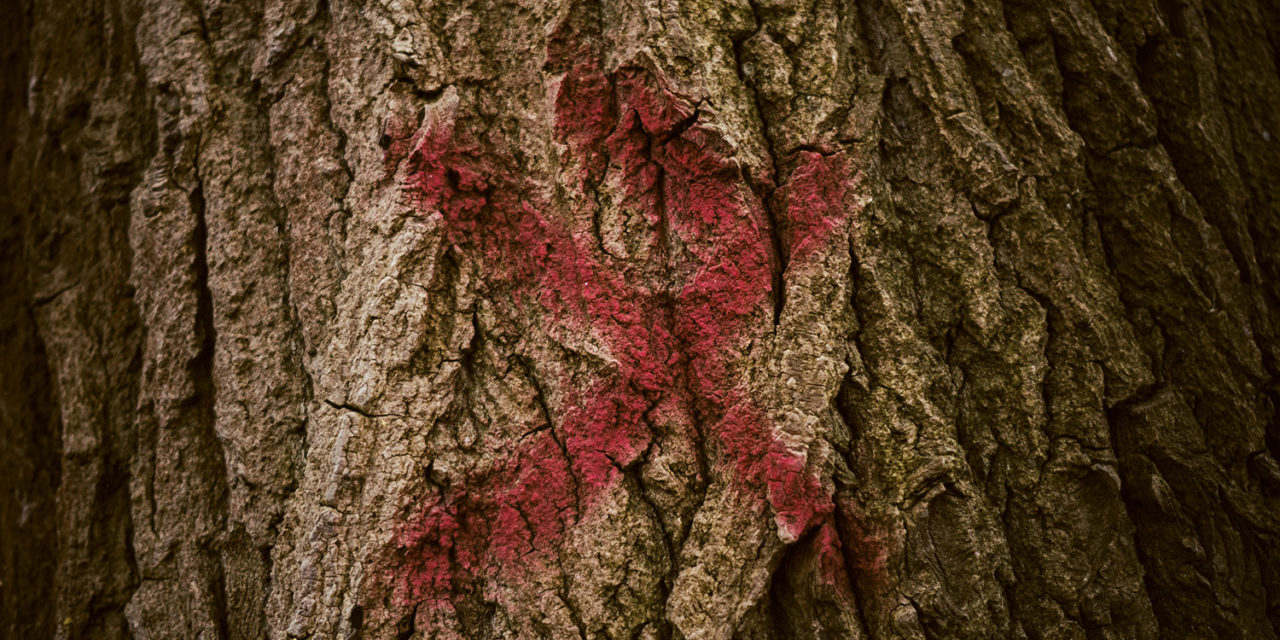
xmin=809 ymin=520 xmax=859 ymax=599
xmin=778 ymin=149 xmax=854 ymax=264
xmin=383 ymin=21 xmax=858 ymax=614
xmin=834 ymin=496 xmax=891 ymax=592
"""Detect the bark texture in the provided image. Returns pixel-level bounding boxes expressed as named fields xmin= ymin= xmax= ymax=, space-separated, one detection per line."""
xmin=3 ymin=0 xmax=1280 ymax=637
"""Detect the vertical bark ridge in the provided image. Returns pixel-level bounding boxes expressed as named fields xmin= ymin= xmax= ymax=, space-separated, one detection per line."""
xmin=3 ymin=0 xmax=1278 ymax=638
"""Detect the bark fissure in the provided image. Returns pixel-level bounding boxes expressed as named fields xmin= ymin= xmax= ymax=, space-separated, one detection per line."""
xmin=5 ymin=0 xmax=1280 ymax=637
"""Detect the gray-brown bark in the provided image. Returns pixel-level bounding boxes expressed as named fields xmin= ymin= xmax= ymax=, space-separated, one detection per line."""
xmin=2 ymin=0 xmax=1279 ymax=638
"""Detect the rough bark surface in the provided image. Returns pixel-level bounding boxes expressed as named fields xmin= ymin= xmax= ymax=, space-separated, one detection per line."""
xmin=3 ymin=0 xmax=1280 ymax=637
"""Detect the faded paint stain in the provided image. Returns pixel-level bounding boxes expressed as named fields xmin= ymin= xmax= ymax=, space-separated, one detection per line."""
xmin=385 ymin=22 xmax=859 ymax=615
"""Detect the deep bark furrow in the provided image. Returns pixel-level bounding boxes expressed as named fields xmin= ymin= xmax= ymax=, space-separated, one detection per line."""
xmin=4 ymin=0 xmax=1279 ymax=638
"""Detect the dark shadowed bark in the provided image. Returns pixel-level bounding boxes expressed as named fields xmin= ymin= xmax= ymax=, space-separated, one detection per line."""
xmin=3 ymin=0 xmax=1279 ymax=638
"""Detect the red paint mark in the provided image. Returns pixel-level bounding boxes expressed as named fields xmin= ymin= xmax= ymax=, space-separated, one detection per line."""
xmin=809 ymin=520 xmax=857 ymax=599
xmin=778 ymin=150 xmax=854 ymax=263
xmin=835 ymin=497 xmax=890 ymax=589
xmin=381 ymin=22 xmax=859 ymax=611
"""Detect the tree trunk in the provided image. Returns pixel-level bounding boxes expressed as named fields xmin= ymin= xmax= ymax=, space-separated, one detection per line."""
xmin=3 ymin=0 xmax=1280 ymax=637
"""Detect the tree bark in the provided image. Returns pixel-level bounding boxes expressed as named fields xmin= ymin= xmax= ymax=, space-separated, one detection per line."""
xmin=3 ymin=0 xmax=1280 ymax=637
